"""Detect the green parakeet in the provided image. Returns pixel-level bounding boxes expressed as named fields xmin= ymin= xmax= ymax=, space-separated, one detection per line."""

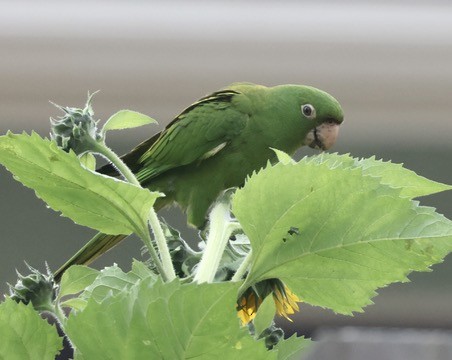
xmin=54 ymin=82 xmax=344 ymax=281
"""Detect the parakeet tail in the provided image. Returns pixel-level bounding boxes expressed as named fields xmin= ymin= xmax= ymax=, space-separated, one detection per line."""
xmin=53 ymin=232 xmax=127 ymax=283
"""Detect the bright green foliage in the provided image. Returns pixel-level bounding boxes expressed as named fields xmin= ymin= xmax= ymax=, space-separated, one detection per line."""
xmin=275 ymin=334 xmax=311 ymax=360
xmin=79 ymin=152 xmax=96 ymax=171
xmin=66 ymin=277 xmax=272 ymax=360
xmin=0 ymin=132 xmax=161 ymax=236
xmin=0 ymin=299 xmax=62 ymax=360
xmin=76 ymin=263 xmax=157 ymax=307
xmin=358 ymin=156 xmax=452 ymax=198
xmin=58 ymin=265 xmax=100 ymax=301
xmin=233 ymin=154 xmax=452 ymax=314
xmin=253 ymin=295 xmax=277 ymax=336
xmin=130 ymin=258 xmax=159 ymax=279
xmin=272 ymin=148 xmax=296 ymax=165
xmin=101 ymin=110 xmax=157 ymax=134
xmin=304 ymin=153 xmax=452 ymax=198
xmin=59 ymin=262 xmax=157 ymax=313
xmin=2 ymin=102 xmax=452 ymax=358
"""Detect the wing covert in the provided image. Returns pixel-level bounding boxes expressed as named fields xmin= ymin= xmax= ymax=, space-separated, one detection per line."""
xmin=135 ymin=90 xmax=248 ymax=183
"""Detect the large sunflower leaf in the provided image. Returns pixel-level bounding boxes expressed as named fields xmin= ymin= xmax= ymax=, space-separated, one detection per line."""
xmin=66 ymin=277 xmax=272 ymax=359
xmin=0 ymin=132 xmax=161 ymax=236
xmin=303 ymin=153 xmax=451 ymax=198
xmin=357 ymin=156 xmax=451 ymax=198
xmin=233 ymin=159 xmax=452 ymax=314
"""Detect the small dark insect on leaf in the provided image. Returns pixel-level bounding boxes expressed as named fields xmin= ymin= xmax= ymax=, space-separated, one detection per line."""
xmin=287 ymin=227 xmax=300 ymax=236
xmin=282 ymin=238 xmax=287 ymax=243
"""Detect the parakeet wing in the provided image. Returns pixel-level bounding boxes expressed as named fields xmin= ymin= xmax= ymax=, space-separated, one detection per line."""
xmin=130 ymin=90 xmax=249 ymax=183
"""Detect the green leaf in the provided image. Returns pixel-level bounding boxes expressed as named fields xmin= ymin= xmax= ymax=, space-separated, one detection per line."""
xmin=233 ymin=159 xmax=452 ymax=314
xmin=271 ymin=148 xmax=296 ymax=165
xmin=102 ymin=110 xmax=157 ymax=133
xmin=58 ymin=265 xmax=99 ymax=300
xmin=357 ymin=156 xmax=452 ymax=198
xmin=73 ymin=351 xmax=85 ymax=360
xmin=130 ymin=259 xmax=157 ymax=279
xmin=305 ymin=153 xmax=452 ymax=198
xmin=0 ymin=299 xmax=62 ymax=360
xmin=61 ymin=264 xmax=155 ymax=311
xmin=66 ymin=278 xmax=273 ymax=359
xmin=59 ymin=297 xmax=87 ymax=311
xmin=275 ymin=334 xmax=311 ymax=360
xmin=80 ymin=264 xmax=156 ymax=304
xmin=79 ymin=152 xmax=96 ymax=171
xmin=0 ymin=132 xmax=161 ymax=235
xmin=253 ymin=295 xmax=276 ymax=336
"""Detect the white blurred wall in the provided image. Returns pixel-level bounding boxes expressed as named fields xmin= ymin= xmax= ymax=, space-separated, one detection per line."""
xmin=1 ymin=1 xmax=452 ymax=148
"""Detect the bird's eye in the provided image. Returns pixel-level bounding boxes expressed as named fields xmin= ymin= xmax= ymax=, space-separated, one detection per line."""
xmin=301 ymin=104 xmax=316 ymax=119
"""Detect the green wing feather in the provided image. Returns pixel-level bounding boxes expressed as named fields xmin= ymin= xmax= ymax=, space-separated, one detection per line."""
xmin=124 ymin=90 xmax=249 ymax=184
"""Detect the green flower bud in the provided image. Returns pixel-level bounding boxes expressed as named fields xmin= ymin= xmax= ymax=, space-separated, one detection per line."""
xmin=50 ymin=92 xmax=101 ymax=154
xmin=9 ymin=263 xmax=57 ymax=312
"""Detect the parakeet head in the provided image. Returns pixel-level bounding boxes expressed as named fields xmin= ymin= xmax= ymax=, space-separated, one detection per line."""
xmin=266 ymin=84 xmax=344 ymax=152
xmin=296 ymin=85 xmax=344 ymax=151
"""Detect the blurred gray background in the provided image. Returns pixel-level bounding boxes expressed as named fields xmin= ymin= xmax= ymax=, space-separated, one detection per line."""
xmin=1 ymin=0 xmax=452 ymax=337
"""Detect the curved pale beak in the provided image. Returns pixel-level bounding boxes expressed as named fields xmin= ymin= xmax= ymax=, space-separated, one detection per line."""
xmin=304 ymin=122 xmax=340 ymax=150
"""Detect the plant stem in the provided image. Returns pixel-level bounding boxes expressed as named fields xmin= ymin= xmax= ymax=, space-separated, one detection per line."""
xmin=194 ymin=196 xmax=240 ymax=283
xmin=38 ymin=302 xmax=67 ymax=329
xmin=53 ymin=303 xmax=68 ymax=327
xmin=139 ymin=229 xmax=169 ymax=282
xmin=148 ymin=209 xmax=176 ymax=281
xmin=231 ymin=250 xmax=252 ymax=282
xmin=50 ymin=303 xmax=79 ymax=350
xmin=90 ymin=140 xmax=140 ymax=186
xmin=90 ymin=139 xmax=176 ymax=282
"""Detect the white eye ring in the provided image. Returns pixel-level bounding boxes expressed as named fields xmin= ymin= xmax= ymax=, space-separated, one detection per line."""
xmin=301 ymin=104 xmax=316 ymax=119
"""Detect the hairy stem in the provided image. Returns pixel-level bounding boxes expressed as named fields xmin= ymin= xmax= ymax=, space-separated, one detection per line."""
xmin=231 ymin=250 xmax=252 ymax=282
xmin=90 ymin=140 xmax=140 ymax=186
xmin=139 ymin=229 xmax=169 ymax=282
xmin=194 ymin=196 xmax=240 ymax=283
xmin=148 ymin=209 xmax=176 ymax=281
xmin=38 ymin=302 xmax=67 ymax=331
